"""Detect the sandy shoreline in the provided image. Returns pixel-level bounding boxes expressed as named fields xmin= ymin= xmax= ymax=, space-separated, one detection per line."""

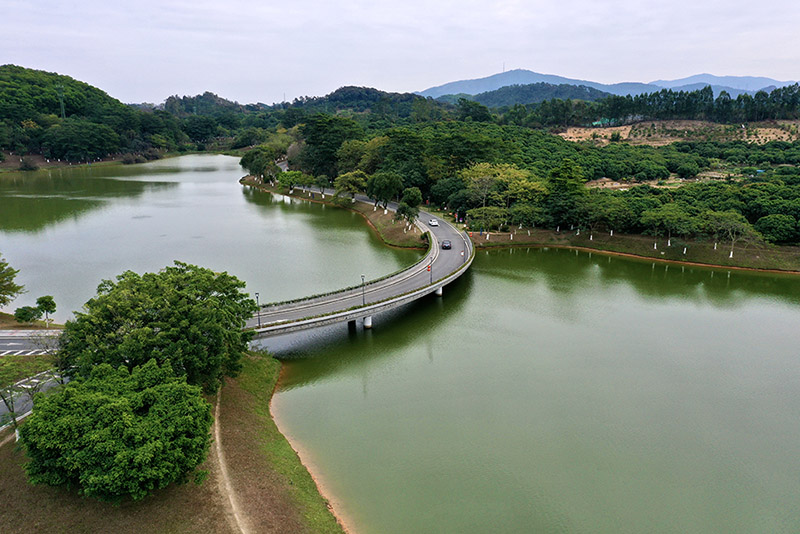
xmin=270 ymin=370 xmax=357 ymax=534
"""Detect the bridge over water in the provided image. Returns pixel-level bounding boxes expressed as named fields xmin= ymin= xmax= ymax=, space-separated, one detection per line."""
xmin=246 ymin=188 xmax=474 ymax=338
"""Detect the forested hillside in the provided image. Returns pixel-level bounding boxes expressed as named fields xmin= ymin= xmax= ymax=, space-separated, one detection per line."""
xmin=263 ymin=115 xmax=800 ymax=246
xmin=510 ymin=85 xmax=800 ymax=128
xmin=0 ymin=65 xmax=188 ymax=160
xmin=438 ymin=83 xmax=611 ymax=108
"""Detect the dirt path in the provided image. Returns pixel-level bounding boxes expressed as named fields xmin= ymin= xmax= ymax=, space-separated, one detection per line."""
xmin=0 ymin=430 xmax=14 ymax=448
xmin=215 ymin=389 xmax=251 ymax=534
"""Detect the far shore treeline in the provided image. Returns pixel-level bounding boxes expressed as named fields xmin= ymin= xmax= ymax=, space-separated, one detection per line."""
xmin=3 ymin=64 xmax=800 ymax=247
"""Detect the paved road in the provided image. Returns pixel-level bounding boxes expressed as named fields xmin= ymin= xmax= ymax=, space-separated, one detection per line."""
xmin=0 ymin=330 xmax=60 ymax=356
xmin=246 ymin=186 xmax=472 ymax=332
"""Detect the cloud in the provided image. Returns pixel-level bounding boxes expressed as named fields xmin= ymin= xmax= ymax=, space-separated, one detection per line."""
xmin=2 ymin=0 xmax=798 ymax=104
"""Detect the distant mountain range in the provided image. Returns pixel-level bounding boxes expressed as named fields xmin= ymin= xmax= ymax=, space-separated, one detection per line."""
xmin=418 ymin=69 xmax=797 ymax=100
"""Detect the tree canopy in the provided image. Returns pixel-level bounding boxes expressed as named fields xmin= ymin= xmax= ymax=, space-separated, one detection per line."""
xmin=0 ymin=254 xmax=24 ymax=307
xmin=20 ymin=359 xmax=212 ymax=502
xmin=58 ymin=262 xmax=257 ymax=393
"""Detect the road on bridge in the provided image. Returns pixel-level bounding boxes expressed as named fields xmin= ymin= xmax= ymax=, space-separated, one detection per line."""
xmin=246 ymin=186 xmax=472 ymax=333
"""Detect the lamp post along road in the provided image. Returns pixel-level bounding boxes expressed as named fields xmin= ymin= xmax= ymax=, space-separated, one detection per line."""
xmin=361 ymin=275 xmax=366 ymax=306
xmin=255 ymin=292 xmax=261 ymax=328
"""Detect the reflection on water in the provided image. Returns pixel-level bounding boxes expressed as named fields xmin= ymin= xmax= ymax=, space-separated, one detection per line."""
xmin=479 ymin=247 xmax=800 ymax=308
xmin=273 ymin=248 xmax=800 ymax=534
xmin=0 ymin=168 xmax=177 ymax=233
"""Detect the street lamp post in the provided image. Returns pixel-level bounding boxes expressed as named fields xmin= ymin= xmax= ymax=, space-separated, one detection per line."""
xmin=429 ymin=259 xmax=433 ymax=284
xmin=255 ymin=292 xmax=261 ymax=328
xmin=361 ymin=275 xmax=366 ymax=306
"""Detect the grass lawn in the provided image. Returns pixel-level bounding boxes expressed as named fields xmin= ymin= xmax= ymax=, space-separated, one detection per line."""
xmin=0 ymin=311 xmax=62 ymax=330
xmin=0 ymin=353 xmax=54 ymax=384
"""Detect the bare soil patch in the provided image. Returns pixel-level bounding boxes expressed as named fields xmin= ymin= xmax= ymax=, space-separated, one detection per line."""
xmin=559 ymin=120 xmax=800 ymax=147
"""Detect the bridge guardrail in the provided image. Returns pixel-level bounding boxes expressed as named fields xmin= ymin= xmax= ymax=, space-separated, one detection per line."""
xmin=252 ymin=227 xmax=475 ymax=337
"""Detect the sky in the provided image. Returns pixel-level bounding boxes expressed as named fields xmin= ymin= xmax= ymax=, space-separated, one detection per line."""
xmin=2 ymin=0 xmax=798 ymax=105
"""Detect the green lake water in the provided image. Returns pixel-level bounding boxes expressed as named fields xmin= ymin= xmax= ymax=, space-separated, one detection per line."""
xmin=271 ymin=248 xmax=800 ymax=534
xmin=2 ymin=155 xmax=799 ymax=533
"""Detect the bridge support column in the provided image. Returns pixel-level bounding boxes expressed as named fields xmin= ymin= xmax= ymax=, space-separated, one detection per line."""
xmin=435 ymin=286 xmax=443 ymax=297
xmin=364 ymin=316 xmax=373 ymax=329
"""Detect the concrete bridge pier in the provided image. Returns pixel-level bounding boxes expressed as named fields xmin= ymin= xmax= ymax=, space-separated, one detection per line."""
xmin=435 ymin=286 xmax=443 ymax=297
xmin=364 ymin=316 xmax=373 ymax=329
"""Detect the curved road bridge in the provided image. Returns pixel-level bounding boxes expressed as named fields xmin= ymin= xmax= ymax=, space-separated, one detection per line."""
xmin=247 ymin=189 xmax=474 ymax=338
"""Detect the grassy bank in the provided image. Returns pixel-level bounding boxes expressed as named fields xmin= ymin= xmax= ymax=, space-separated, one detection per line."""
xmin=219 ymin=351 xmax=345 ymax=533
xmin=241 ymin=178 xmax=426 ymax=249
xmin=468 ymin=226 xmax=800 ymax=272
xmin=0 ymin=311 xmax=63 ymax=330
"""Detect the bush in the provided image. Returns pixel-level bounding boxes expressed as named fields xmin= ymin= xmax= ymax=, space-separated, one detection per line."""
xmin=20 ymin=360 xmax=212 ymax=502
xmin=19 ymin=156 xmax=38 ymax=171
xmin=121 ymin=154 xmax=146 ymax=165
xmin=676 ymin=161 xmax=700 ymax=178
xmin=14 ymin=306 xmax=42 ymax=323
xmin=755 ymin=214 xmax=798 ymax=244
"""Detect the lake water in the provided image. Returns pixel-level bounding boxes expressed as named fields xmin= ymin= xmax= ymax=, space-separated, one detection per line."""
xmin=2 ymin=155 xmax=799 ymax=533
xmin=0 ymin=155 xmax=419 ymax=321
xmin=271 ymin=249 xmax=800 ymax=533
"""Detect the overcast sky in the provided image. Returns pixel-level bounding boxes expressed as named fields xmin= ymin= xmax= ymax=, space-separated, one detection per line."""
xmin=3 ymin=0 xmax=798 ymax=105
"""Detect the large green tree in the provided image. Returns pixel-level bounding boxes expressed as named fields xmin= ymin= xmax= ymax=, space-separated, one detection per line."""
xmin=20 ymin=360 xmax=212 ymax=502
xmin=640 ymin=203 xmax=696 ymax=244
xmin=702 ymin=210 xmax=761 ymax=258
xmin=297 ymin=113 xmax=363 ymax=178
xmin=0 ymin=254 xmax=24 ymax=307
xmin=36 ymin=295 xmax=56 ymax=327
xmin=334 ymin=170 xmax=368 ymax=200
xmin=395 ymin=187 xmax=423 ymax=223
xmin=545 ymin=159 xmax=586 ymax=227
xmin=366 ymin=171 xmax=403 ymax=208
xmin=58 ymin=262 xmax=256 ymax=393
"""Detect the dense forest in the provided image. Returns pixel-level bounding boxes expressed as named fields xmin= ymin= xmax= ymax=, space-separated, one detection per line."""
xmin=256 ymin=116 xmax=800 ymax=245
xmin=503 ymin=84 xmax=800 ymax=128
xmin=0 ymin=65 xmax=281 ymax=160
